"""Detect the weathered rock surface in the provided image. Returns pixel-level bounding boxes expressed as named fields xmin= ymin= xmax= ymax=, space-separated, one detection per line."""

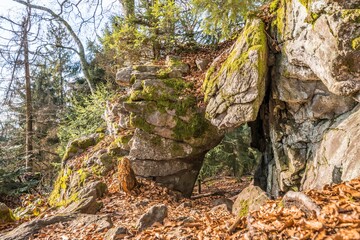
xmin=203 ymin=17 xmax=268 ymax=129
xmin=109 ymin=60 xmax=222 ymax=196
xmin=274 ymin=0 xmax=360 ymax=97
xmin=62 ymin=133 xmax=104 ymax=163
xmin=265 ymin=0 xmax=360 ymax=196
xmin=48 ymin=163 xmax=109 ymax=209
xmin=0 ymin=214 xmax=77 ymax=240
xmin=232 ymin=185 xmax=269 ymax=216
xmin=136 ymin=204 xmax=168 ymax=231
xmin=105 ymin=226 xmax=129 ymax=240
xmin=303 ymin=106 xmax=360 ymax=189
xmin=62 ymin=196 xmax=102 ymax=214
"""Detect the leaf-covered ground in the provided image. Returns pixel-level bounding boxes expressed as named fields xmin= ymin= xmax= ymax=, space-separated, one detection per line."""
xmin=28 ymin=174 xmax=249 ymax=239
xmin=2 ymin=173 xmax=360 ymax=239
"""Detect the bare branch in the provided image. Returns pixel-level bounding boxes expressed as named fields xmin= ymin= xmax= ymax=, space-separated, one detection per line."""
xmin=13 ymin=0 xmax=95 ymax=94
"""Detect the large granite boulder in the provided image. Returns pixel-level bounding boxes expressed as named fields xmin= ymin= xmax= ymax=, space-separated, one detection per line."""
xmin=203 ymin=17 xmax=268 ymax=130
xmin=265 ymin=0 xmax=360 ymax=196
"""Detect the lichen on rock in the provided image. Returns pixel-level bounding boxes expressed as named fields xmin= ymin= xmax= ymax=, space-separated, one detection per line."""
xmin=203 ymin=17 xmax=268 ymax=130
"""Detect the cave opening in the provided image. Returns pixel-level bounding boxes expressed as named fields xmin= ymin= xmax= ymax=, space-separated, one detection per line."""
xmin=195 ymin=123 xmax=264 ymax=194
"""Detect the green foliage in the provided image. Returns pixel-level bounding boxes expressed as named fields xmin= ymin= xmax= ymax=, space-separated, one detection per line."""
xmin=57 ymin=85 xmax=115 ymax=157
xmin=191 ymin=0 xmax=266 ymax=42
xmin=0 ymin=168 xmax=40 ymax=198
xmin=102 ymin=0 xmax=180 ymax=63
xmin=199 ymin=124 xmax=261 ymax=180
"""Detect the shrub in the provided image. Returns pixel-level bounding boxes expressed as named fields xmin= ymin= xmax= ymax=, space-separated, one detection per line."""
xmin=57 ymin=85 xmax=115 ymax=157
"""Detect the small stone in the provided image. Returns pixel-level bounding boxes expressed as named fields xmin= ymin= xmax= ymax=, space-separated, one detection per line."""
xmin=176 ymin=202 xmax=192 ymax=210
xmin=210 ymin=204 xmax=231 ymax=213
xmin=176 ymin=216 xmax=195 ymax=223
xmin=105 ymin=226 xmax=129 ymax=240
xmin=195 ymin=58 xmax=210 ymax=71
xmin=211 ymin=198 xmax=233 ymax=212
xmin=232 ymin=185 xmax=269 ymax=216
xmin=0 ymin=202 xmax=15 ymax=223
xmin=136 ymin=204 xmax=168 ymax=231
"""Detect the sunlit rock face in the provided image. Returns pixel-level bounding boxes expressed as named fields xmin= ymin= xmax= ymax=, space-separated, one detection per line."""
xmin=203 ymin=18 xmax=268 ymax=130
xmin=111 ymin=63 xmax=222 ymax=197
xmin=268 ymin=0 xmax=359 ymax=196
xmin=204 ymin=0 xmax=360 ymax=197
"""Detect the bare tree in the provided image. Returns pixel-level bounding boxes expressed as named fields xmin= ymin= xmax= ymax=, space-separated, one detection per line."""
xmin=13 ymin=0 xmax=96 ymax=94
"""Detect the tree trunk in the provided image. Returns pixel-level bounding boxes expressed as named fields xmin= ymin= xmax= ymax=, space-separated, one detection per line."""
xmin=23 ymin=14 xmax=33 ymax=170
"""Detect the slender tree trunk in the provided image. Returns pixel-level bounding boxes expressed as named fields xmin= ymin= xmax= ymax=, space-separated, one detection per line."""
xmin=58 ymin=49 xmax=64 ymax=105
xmin=150 ymin=0 xmax=161 ymax=59
xmin=23 ymin=15 xmax=33 ymax=170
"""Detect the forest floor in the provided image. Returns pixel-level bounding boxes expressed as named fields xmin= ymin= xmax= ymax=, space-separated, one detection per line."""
xmin=1 ymin=174 xmax=251 ymax=239
xmin=2 ymin=174 xmax=360 ymax=239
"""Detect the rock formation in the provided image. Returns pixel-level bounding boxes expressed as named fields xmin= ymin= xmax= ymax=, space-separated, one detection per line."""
xmin=204 ymin=18 xmax=268 ymax=130
xmin=49 ymin=0 xmax=360 ymax=206
xmin=267 ymin=0 xmax=360 ymax=196
xmin=49 ymin=57 xmax=222 ymax=209
xmin=110 ymin=60 xmax=222 ymax=197
xmin=204 ymin=0 xmax=360 ymax=197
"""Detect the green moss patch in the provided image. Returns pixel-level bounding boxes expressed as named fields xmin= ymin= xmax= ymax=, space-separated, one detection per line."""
xmin=238 ymin=200 xmax=250 ymax=217
xmin=172 ymin=113 xmax=209 ymax=140
xmin=269 ymin=0 xmax=281 ymax=13
xmin=203 ymin=18 xmax=267 ymax=103
xmin=341 ymin=9 xmax=360 ymax=23
xmin=352 ymin=37 xmax=360 ymax=50
xmin=48 ymin=168 xmax=74 ymax=207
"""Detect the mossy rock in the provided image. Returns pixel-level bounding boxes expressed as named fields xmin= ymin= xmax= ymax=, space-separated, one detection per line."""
xmin=232 ymin=185 xmax=269 ymax=216
xmin=341 ymin=9 xmax=360 ymax=23
xmin=48 ymin=168 xmax=74 ymax=207
xmin=204 ymin=17 xmax=268 ymax=129
xmin=62 ymin=133 xmax=104 ymax=161
xmin=0 ymin=203 xmax=15 ymax=223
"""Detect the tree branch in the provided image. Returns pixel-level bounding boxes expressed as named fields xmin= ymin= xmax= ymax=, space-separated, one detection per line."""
xmin=12 ymin=0 xmax=94 ymax=94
